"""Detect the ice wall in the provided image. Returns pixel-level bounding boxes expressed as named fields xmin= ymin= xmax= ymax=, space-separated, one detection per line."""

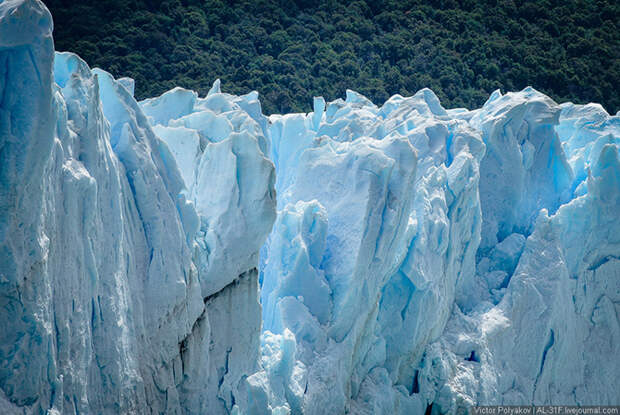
xmin=0 ymin=1 xmax=274 ymax=413
xmin=137 ymin=79 xmax=276 ymax=415
xmin=1 ymin=1 xmax=619 ymax=414
xmin=247 ymin=89 xmax=485 ymax=415
xmin=246 ymin=90 xmax=619 ymax=414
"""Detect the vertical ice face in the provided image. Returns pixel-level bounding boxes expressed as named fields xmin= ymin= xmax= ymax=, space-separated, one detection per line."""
xmin=249 ymin=88 xmax=488 ymax=415
xmin=139 ymin=82 xmax=276 ymax=298
xmin=422 ymin=142 xmax=620 ymax=413
xmin=470 ymin=88 xmax=573 ymax=252
xmin=0 ymin=1 xmax=275 ymax=414
xmin=245 ymin=87 xmax=618 ymax=414
xmin=556 ymin=102 xmax=620 ymax=196
xmin=0 ymin=2 xmax=205 ymax=408
xmin=452 ymin=89 xmax=576 ymax=312
xmin=137 ymin=80 xmax=277 ymax=414
xmin=0 ymin=0 xmax=57 ymax=409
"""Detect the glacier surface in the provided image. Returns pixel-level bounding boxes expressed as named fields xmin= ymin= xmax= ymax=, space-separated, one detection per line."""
xmin=0 ymin=1 xmax=618 ymax=414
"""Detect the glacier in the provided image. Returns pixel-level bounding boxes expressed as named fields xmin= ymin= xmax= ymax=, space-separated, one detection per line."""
xmin=0 ymin=0 xmax=618 ymax=414
xmin=0 ymin=1 xmax=274 ymax=413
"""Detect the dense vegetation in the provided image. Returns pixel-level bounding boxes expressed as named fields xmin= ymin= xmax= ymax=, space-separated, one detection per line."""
xmin=45 ymin=0 xmax=619 ymax=115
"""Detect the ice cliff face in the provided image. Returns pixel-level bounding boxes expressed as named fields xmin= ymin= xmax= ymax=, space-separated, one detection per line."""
xmin=246 ymin=88 xmax=619 ymax=414
xmin=0 ymin=1 xmax=619 ymax=414
xmin=137 ymin=79 xmax=276 ymax=415
xmin=0 ymin=1 xmax=274 ymax=413
xmin=247 ymin=84 xmax=619 ymax=415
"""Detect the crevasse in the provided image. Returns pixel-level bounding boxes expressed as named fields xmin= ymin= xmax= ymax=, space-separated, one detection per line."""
xmin=0 ymin=1 xmax=618 ymax=414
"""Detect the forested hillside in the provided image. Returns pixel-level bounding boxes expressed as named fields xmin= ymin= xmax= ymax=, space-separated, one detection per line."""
xmin=44 ymin=0 xmax=619 ymax=114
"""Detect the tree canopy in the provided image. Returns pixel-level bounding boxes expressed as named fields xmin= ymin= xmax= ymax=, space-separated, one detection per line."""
xmin=45 ymin=0 xmax=620 ymax=114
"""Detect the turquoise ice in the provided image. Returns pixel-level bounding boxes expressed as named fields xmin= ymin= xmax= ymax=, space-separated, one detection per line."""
xmin=0 ymin=1 xmax=618 ymax=414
